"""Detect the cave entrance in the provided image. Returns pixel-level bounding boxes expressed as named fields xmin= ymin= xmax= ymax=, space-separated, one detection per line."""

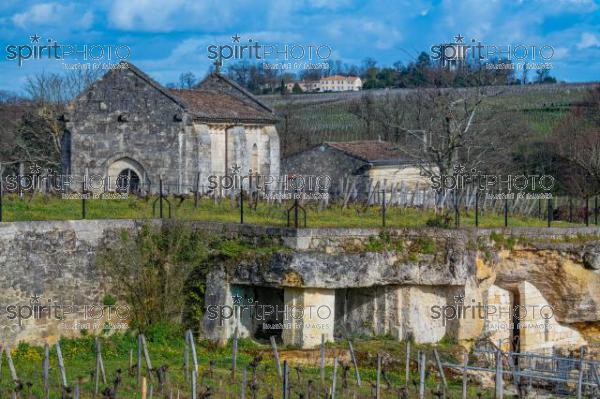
xmin=230 ymin=285 xmax=284 ymax=343
xmin=253 ymin=287 xmax=284 ymax=342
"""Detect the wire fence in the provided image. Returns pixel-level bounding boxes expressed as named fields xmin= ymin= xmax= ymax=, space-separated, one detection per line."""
xmin=1 ymin=331 xmax=599 ymax=399
xmin=0 ymin=174 xmax=598 ymax=229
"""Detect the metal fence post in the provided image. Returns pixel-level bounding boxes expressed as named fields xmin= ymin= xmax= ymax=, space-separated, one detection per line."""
xmin=405 ymin=342 xmax=410 ymax=388
xmin=419 ymin=351 xmax=426 ymax=399
xmin=376 ymin=353 xmax=381 ymax=399
xmin=548 ymin=198 xmax=553 ymax=227
xmin=270 ymin=336 xmax=282 ymax=378
xmin=0 ymin=177 xmax=3 ymax=222
xmin=294 ymin=198 xmax=299 ymax=228
xmin=282 ymin=360 xmax=288 ymax=399
xmin=595 ymin=196 xmax=598 ymax=225
xmin=569 ymin=198 xmax=573 ymax=223
xmin=81 ymin=182 xmax=87 ymax=219
xmin=241 ymin=368 xmax=246 ymax=399
xmin=194 ymin=172 xmax=200 ymax=209
xmin=240 ymin=189 xmax=244 ymax=224
xmin=348 ymin=340 xmax=361 ymax=387
xmin=577 ymin=346 xmax=585 ymax=399
xmin=475 ymin=190 xmax=479 ymax=227
xmin=159 ymin=179 xmax=164 ymax=219
xmin=495 ymin=349 xmax=503 ymax=399
xmin=462 ymin=353 xmax=468 ymax=399
xmin=585 ymin=197 xmax=589 ymax=226
xmin=455 ymin=191 xmax=460 ymax=228
xmin=321 ymin=335 xmax=326 ymax=384
xmin=504 ymin=198 xmax=508 ymax=227
xmin=382 ymin=189 xmax=386 ymax=227
xmin=137 ymin=334 xmax=142 ymax=385
xmin=331 ymin=356 xmax=338 ymax=399
xmin=191 ymin=370 xmax=197 ymax=399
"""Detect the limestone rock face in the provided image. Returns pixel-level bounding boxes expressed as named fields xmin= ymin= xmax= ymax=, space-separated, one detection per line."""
xmin=231 ymin=250 xmax=473 ymax=288
xmin=486 ymin=241 xmax=600 ymax=348
xmin=492 ymin=249 xmax=600 ymax=325
xmin=202 ymin=266 xmax=234 ymax=344
xmin=219 ymin=230 xmax=600 ymax=349
xmin=1 ymin=219 xmax=599 ymax=350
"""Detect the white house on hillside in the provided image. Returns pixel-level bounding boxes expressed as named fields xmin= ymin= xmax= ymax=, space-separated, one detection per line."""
xmin=285 ymin=76 xmax=363 ymax=93
xmin=319 ymin=75 xmax=362 ymax=91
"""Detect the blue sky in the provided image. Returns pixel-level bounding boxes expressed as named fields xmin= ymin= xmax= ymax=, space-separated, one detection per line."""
xmin=0 ymin=0 xmax=599 ymax=93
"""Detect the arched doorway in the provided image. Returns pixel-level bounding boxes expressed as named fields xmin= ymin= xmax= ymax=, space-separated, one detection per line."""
xmin=106 ymin=157 xmax=146 ymax=193
xmin=117 ymin=168 xmax=140 ymax=193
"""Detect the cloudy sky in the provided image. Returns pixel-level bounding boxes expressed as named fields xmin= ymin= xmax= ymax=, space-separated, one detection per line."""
xmin=0 ymin=0 xmax=599 ymax=93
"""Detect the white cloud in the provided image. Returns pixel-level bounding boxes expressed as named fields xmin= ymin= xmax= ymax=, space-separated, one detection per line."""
xmin=12 ymin=3 xmax=60 ymax=27
xmin=552 ymin=47 xmax=570 ymax=60
xmin=577 ymin=32 xmax=600 ymax=49
xmin=108 ymin=0 xmax=233 ymax=32
xmin=326 ymin=17 xmax=402 ymax=49
xmin=12 ymin=2 xmax=93 ymax=30
xmin=80 ymin=11 xmax=94 ymax=29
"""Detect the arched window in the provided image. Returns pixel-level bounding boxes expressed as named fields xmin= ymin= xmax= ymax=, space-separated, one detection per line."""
xmin=262 ymin=139 xmax=271 ymax=177
xmin=251 ymin=143 xmax=259 ymax=175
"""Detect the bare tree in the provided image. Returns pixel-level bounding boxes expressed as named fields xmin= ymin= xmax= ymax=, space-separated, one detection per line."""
xmin=348 ymin=93 xmax=379 ymax=139
xmin=550 ymin=86 xmax=600 ymax=197
xmin=0 ymin=90 xmax=22 ymax=103
xmin=24 ymin=69 xmax=101 ymax=106
xmin=0 ymin=101 xmax=31 ymax=170
xmin=351 ymin=87 xmax=521 ymax=179
xmin=14 ymin=69 xmax=102 ymax=168
xmin=178 ymin=72 xmax=197 ymax=89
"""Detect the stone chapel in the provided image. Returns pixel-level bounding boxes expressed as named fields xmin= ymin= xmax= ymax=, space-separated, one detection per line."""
xmin=62 ymin=62 xmax=280 ymax=193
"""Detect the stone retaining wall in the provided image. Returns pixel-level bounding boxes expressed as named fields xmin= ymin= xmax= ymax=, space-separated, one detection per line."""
xmin=0 ymin=219 xmax=598 ymax=348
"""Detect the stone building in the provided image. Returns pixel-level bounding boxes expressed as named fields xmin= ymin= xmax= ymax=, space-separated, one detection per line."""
xmin=282 ymin=140 xmax=430 ymax=196
xmin=284 ymin=75 xmax=362 ymax=93
xmin=62 ymin=62 xmax=280 ymax=193
xmin=319 ymin=75 xmax=362 ymax=92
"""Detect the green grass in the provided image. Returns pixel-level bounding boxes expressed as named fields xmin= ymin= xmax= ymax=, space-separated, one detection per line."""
xmin=0 ymin=193 xmax=583 ymax=229
xmin=1 ymin=332 xmax=497 ymax=398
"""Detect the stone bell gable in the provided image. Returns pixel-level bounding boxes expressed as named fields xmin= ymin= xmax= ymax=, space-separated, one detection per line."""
xmin=63 ymin=62 xmax=280 ymax=193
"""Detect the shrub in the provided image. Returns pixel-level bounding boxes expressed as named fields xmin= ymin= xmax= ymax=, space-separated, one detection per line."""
xmin=96 ymin=221 xmax=209 ymax=332
xmin=425 ymin=214 xmax=451 ymax=228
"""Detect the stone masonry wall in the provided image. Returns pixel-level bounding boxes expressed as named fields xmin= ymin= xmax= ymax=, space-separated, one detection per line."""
xmin=0 ymin=219 xmax=599 ymax=350
xmin=0 ymin=220 xmax=143 ymax=345
xmin=281 ymin=145 xmax=366 ymax=193
xmin=66 ymin=68 xmax=189 ymax=190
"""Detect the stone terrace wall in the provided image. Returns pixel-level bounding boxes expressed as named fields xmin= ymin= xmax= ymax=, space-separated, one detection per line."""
xmin=0 ymin=220 xmax=143 ymax=344
xmin=286 ymin=226 xmax=600 ymax=251
xmin=0 ymin=219 xmax=599 ymax=346
xmin=0 ymin=219 xmax=299 ymax=345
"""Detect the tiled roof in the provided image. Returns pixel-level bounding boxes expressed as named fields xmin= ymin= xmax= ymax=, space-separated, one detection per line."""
xmin=169 ymin=88 xmax=278 ymax=123
xmin=325 ymin=140 xmax=412 ymax=163
xmin=196 ymin=72 xmax=275 ymax=115
xmin=70 ymin=62 xmax=277 ymax=124
xmin=320 ymin=75 xmax=360 ymax=81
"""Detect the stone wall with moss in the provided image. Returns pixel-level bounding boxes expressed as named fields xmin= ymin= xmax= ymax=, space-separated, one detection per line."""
xmin=0 ymin=220 xmax=599 ymax=350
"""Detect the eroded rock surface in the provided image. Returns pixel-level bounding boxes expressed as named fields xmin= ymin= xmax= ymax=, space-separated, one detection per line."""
xmin=231 ymin=250 xmax=472 ymax=288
